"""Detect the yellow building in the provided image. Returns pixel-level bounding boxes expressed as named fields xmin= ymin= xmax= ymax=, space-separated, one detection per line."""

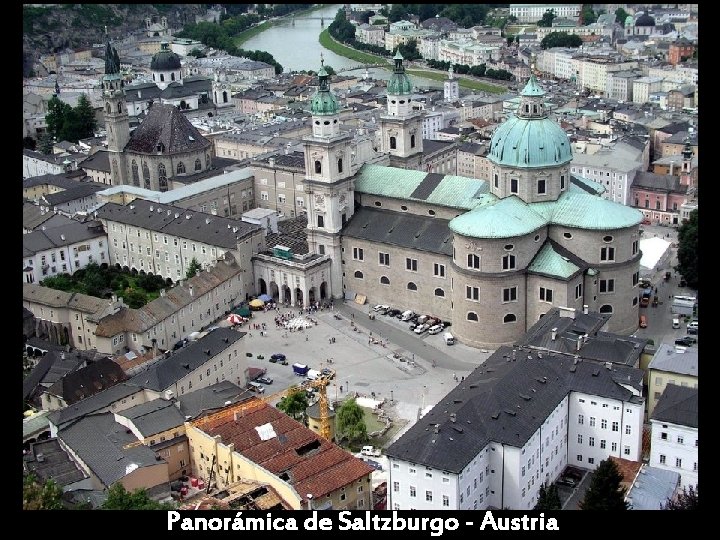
xmin=185 ymin=399 xmax=374 ymax=510
xmin=647 ymin=343 xmax=698 ymax=419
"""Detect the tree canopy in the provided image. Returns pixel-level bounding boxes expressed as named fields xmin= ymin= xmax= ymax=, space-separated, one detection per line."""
xmin=337 ymin=398 xmax=368 ymax=444
xmin=662 ymin=485 xmax=698 ymax=510
xmin=101 ymin=483 xmax=174 ymax=510
xmin=23 ymin=474 xmax=64 ymax=510
xmin=579 ymin=459 xmax=629 ymax=510
xmin=615 ymin=8 xmax=630 ymax=25
xmin=277 ymin=387 xmax=309 ymax=420
xmin=534 ymin=482 xmax=562 ymax=510
xmin=541 ymin=32 xmax=583 ymax=49
xmin=581 ymin=5 xmax=599 ymax=25
xmin=536 ymin=9 xmax=556 ymax=27
xmin=185 ymin=257 xmax=202 ymax=279
xmin=45 ymin=93 xmax=97 ymax=144
xmin=675 ymin=208 xmax=698 ymax=289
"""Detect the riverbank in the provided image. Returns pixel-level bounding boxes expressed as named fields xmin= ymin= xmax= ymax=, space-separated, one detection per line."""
xmin=319 ymin=29 xmax=506 ymax=93
xmin=235 ymin=5 xmax=328 ymax=47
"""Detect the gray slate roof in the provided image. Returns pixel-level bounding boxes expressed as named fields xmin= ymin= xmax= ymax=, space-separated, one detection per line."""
xmin=651 ymin=384 xmax=698 ymax=428
xmin=23 ymin=173 xmax=82 ymax=190
xmin=23 ymin=221 xmax=106 ymax=257
xmin=124 ymin=82 xmax=163 ymax=103
xmin=176 ymin=381 xmax=249 ymax=420
xmin=24 ymin=438 xmax=88 ymax=488
xmin=23 ymin=202 xmax=75 ymax=231
xmin=386 ymin=345 xmax=643 ymax=472
xmin=117 ymin=398 xmax=186 ymax=437
xmin=43 ymin=183 xmax=106 ymax=206
xmin=343 ymin=207 xmax=453 ymax=256
xmin=648 ymin=344 xmax=698 ymax=377
xmin=47 ymin=383 xmax=142 ymax=429
xmin=23 ymin=350 xmax=83 ymax=401
xmin=95 ymin=199 xmax=261 ymax=249
xmin=627 ymin=466 xmax=680 ymax=510
xmin=124 ymin=103 xmax=211 ymax=154
xmin=58 ymin=412 xmax=161 ymax=487
xmin=79 ymin=150 xmax=111 ymax=173
xmin=46 ymin=357 xmax=127 ymax=405
xmin=632 ymin=171 xmax=687 ymax=194
xmin=160 ymin=77 xmax=212 ymax=99
xmin=126 ymin=328 xmax=243 ymax=392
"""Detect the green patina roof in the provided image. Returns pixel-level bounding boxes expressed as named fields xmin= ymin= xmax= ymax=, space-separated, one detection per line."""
xmin=310 ymin=61 xmax=339 ymax=116
xmin=569 ymin=174 xmax=606 ymax=195
xmin=387 ymin=49 xmax=413 ymax=95
xmin=355 ymin=165 xmax=494 ymax=210
xmin=528 ymin=242 xmax=581 ymax=279
xmin=532 ymin=190 xmax=643 ymax=230
xmin=449 ymin=196 xmax=547 ymax=239
xmin=488 ymin=115 xmax=573 ymax=168
xmin=521 ymin=74 xmax=545 ymax=97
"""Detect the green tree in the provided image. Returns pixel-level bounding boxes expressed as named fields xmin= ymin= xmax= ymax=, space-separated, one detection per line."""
xmin=101 ymin=483 xmax=174 ymax=510
xmin=535 ymin=482 xmax=562 ymax=510
xmin=323 ymin=65 xmax=336 ymax=76
xmin=581 ymin=5 xmax=598 ymax=25
xmin=186 ymin=257 xmax=202 ymax=279
xmin=337 ymin=398 xmax=368 ymax=445
xmin=541 ymin=32 xmax=583 ymax=49
xmin=615 ymin=7 xmax=630 ymax=25
xmin=188 ymin=48 xmax=206 ymax=58
xmin=38 ymin=133 xmax=54 ymax=154
xmin=122 ymin=288 xmax=147 ymax=309
xmin=580 ymin=459 xmax=629 ymax=510
xmin=277 ymin=387 xmax=309 ymax=420
xmin=536 ymin=8 xmax=556 ymax=27
xmin=675 ymin=209 xmax=698 ymax=289
xmin=388 ymin=4 xmax=408 ymax=22
xmin=75 ymin=94 xmax=97 ymax=138
xmin=23 ymin=474 xmax=64 ymax=510
xmin=23 ymin=136 xmax=37 ymax=150
xmin=45 ymin=95 xmax=72 ymax=141
xmin=398 ymin=39 xmax=421 ymax=61
xmin=662 ymin=485 xmax=698 ymax=510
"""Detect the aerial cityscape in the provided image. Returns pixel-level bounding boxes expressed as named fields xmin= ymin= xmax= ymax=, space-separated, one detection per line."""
xmin=22 ymin=4 xmax=698 ymax=511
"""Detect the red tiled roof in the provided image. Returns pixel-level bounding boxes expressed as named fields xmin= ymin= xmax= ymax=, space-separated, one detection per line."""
xmin=609 ymin=456 xmax=642 ymax=489
xmin=195 ymin=399 xmax=374 ymax=500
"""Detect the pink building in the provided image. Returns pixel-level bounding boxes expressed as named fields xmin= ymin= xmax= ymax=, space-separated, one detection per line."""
xmin=630 ymin=171 xmax=688 ymax=226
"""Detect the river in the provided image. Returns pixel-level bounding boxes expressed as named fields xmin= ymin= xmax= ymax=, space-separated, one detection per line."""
xmin=241 ymin=4 xmax=445 ymax=89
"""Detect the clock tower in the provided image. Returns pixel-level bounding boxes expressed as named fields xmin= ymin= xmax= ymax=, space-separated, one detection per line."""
xmin=303 ymin=58 xmax=356 ymax=300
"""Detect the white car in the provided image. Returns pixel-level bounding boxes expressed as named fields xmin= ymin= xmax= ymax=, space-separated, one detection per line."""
xmin=414 ymin=323 xmax=429 ymax=334
xmin=428 ymin=324 xmax=444 ymax=335
xmin=373 ymin=304 xmax=389 ymax=312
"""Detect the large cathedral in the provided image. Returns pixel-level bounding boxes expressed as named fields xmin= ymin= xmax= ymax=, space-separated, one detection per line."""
xmin=295 ymin=53 xmax=642 ymax=348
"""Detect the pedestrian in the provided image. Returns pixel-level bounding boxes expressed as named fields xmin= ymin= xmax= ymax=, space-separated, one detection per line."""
xmin=340 ymin=385 xmax=343 ymax=393
xmin=306 ymin=335 xmax=309 ymax=341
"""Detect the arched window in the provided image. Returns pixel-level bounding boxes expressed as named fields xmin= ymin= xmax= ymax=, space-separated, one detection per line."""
xmin=503 ymin=314 xmax=517 ymax=323
xmin=160 ymin=74 xmax=165 ymax=82
xmin=117 ymin=102 xmax=122 ymax=114
xmin=338 ymin=158 xmax=343 ymax=173
xmin=142 ymin=162 xmax=150 ymax=189
xmin=177 ymin=162 xmax=185 ymax=175
xmin=599 ymin=304 xmax=613 ymax=314
xmin=131 ymin=160 xmax=140 ymax=187
xmin=380 ymin=276 xmax=390 ymax=285
xmin=467 ymin=312 xmax=478 ymax=322
xmin=171 ymin=72 xmax=175 ymax=81
xmin=434 ymin=288 xmax=445 ymax=297
xmin=195 ymin=158 xmax=201 ymax=171
xmin=314 ymin=160 xmax=322 ymax=174
xmin=407 ymin=282 xmax=417 ymax=291
xmin=106 ymin=103 xmax=111 ymax=113
xmin=354 ymin=271 xmax=363 ymax=279
xmin=206 ymin=153 xmax=210 ymax=168
xmin=411 ymin=134 xmax=416 ymax=148
xmin=152 ymin=73 xmax=156 ymax=81
xmin=158 ymin=163 xmax=167 ymax=192
xmin=222 ymin=91 xmax=228 ymax=103
xmin=390 ymin=136 xmax=397 ymax=150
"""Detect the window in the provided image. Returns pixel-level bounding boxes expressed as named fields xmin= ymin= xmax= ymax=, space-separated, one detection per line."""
xmin=466 ymin=286 xmax=479 ymax=301
xmin=625 ymin=425 xmax=631 ymax=435
xmin=380 ymin=276 xmax=390 ymax=285
xmin=676 ymin=435 xmax=684 ymax=444
xmin=494 ymin=173 xmax=499 ymax=188
xmin=563 ymin=232 xmax=572 ymax=239
xmin=612 ymin=422 xmax=619 ymax=432
xmin=407 ymin=282 xmax=417 ymax=291
xmin=502 ymin=287 xmax=517 ymax=302
xmin=142 ymin=162 xmax=150 ymax=189
xmin=314 ymin=160 xmax=322 ymax=174
xmin=560 ymin=175 xmax=565 ymax=189
xmin=675 ymin=457 xmax=682 ymax=468
xmin=379 ymin=252 xmax=390 ymax=266
xmin=578 ymin=434 xmax=583 ymax=444
xmin=575 ymin=283 xmax=583 ymax=299
xmin=434 ymin=288 xmax=445 ymax=297
xmin=537 ymin=179 xmax=546 ymax=194
xmin=600 ymin=439 xmax=606 ymax=449
xmin=353 ymin=247 xmax=364 ymax=261
xmin=578 ymin=414 xmax=584 ymax=425
xmin=409 ymin=486 xmax=416 ymax=497
xmin=177 ymin=162 xmax=185 ymax=175
xmin=601 ymin=419 xmax=607 ymax=429
xmin=425 ymin=491 xmax=433 ymax=502
xmin=434 ymin=263 xmax=445 ymax=277
xmin=354 ymin=271 xmax=363 ymax=279
xmin=588 ymin=457 xmax=595 ymax=465
xmin=589 ymin=416 xmax=596 ymax=427
xmin=317 ymin=215 xmax=324 ymax=228
xmin=406 ymin=258 xmax=418 ymax=271
xmin=577 ymin=455 xmax=583 ymax=462
xmin=589 ymin=437 xmax=595 ymax=447
xmin=600 ymin=247 xmax=615 ymax=262
xmin=195 ymin=158 xmax=201 ymax=171
xmin=442 ymin=495 xmax=449 ymax=507
xmin=502 ymin=254 xmax=516 ymax=270
xmin=599 ymin=304 xmax=613 ymax=314
xmin=158 ymin=163 xmax=167 ymax=191
xmin=467 ymin=312 xmax=478 ymax=322
xmin=467 ymin=253 xmax=480 ymax=269
xmin=624 ymin=446 xmax=631 ymax=456
xmin=338 ymin=158 xmax=343 ymax=173
xmin=510 ymin=178 xmax=518 ymax=193
xmin=393 ymin=482 xmax=399 ymax=492
xmin=503 ymin=314 xmax=516 ymax=323
xmin=390 ymin=136 xmax=397 ymax=150
xmin=131 ymin=160 xmax=140 ymax=186
xmin=599 ymin=279 xmax=615 ymax=293
xmin=539 ymin=287 xmax=553 ymax=302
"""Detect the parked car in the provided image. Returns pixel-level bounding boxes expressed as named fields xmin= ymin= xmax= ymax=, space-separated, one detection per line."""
xmin=409 ymin=322 xmax=418 ymax=330
xmin=674 ymin=336 xmax=697 ymax=347
xmin=387 ymin=308 xmax=401 ymax=317
xmin=557 ymin=477 xmax=576 ymax=488
xmin=414 ymin=323 xmax=429 ymax=335
xmin=270 ymin=353 xmax=286 ymax=363
xmin=687 ymin=320 xmax=698 ymax=335
xmin=256 ymin=376 xmax=273 ymax=385
xmin=372 ymin=304 xmax=389 ymax=312
xmin=428 ymin=324 xmax=444 ymax=335
xmin=377 ymin=307 xmax=390 ymax=315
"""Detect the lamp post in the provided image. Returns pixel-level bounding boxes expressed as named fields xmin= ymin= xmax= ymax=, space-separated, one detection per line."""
xmin=307 ymin=493 xmax=313 ymax=511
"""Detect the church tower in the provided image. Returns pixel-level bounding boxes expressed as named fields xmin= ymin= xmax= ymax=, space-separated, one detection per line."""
xmin=444 ymin=65 xmax=459 ymax=102
xmin=379 ymin=51 xmax=423 ymax=169
xmin=304 ymin=57 xmax=356 ymax=300
xmin=101 ymin=37 xmax=129 ymax=186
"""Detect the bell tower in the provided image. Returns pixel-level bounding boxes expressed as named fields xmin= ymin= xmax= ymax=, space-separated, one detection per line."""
xmin=101 ymin=35 xmax=129 ymax=185
xmin=303 ymin=56 xmax=356 ymax=300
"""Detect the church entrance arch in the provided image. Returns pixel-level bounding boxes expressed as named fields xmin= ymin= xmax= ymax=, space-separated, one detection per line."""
xmin=269 ymin=281 xmax=280 ymax=301
xmin=258 ymin=278 xmax=267 ymax=296
xmin=320 ymin=281 xmax=328 ymax=300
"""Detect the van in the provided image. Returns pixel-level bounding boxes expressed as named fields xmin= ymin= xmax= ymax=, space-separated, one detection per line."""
xmin=401 ymin=310 xmax=415 ymax=321
xmin=248 ymin=381 xmax=265 ymax=394
xmin=639 ymin=315 xmax=647 ymax=328
xmin=443 ymin=332 xmax=455 ymax=345
xmin=672 ymin=318 xmax=680 ymax=329
xmin=361 ymin=445 xmax=381 ymax=457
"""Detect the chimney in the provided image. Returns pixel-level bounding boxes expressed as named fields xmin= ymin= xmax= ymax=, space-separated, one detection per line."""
xmin=150 ymin=205 xmax=154 ymax=211
xmin=583 ymin=304 xmax=589 ymax=314
xmin=576 ymin=336 xmax=582 ymax=351
xmin=60 ymin=234 xmax=65 ymax=241
xmin=450 ymin=413 xmax=457 ymax=423
xmin=551 ymin=328 xmax=557 ymax=341
xmin=189 ymin=285 xmax=194 ymax=296
xmin=205 ymin=217 xmax=211 ymax=224
xmin=433 ymin=424 xmax=440 ymax=434
xmin=669 ymin=161 xmax=674 ymax=175
xmin=268 ymin=157 xmax=275 ymax=168
xmin=160 ymin=289 xmax=166 ymax=297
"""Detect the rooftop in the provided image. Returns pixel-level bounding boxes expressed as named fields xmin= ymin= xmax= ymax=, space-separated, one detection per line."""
xmin=116 ymin=398 xmax=186 ymax=437
xmin=124 ymin=103 xmax=211 ymax=155
xmin=651 ymin=384 xmax=698 ymax=428
xmin=626 ymin=465 xmax=680 ymax=510
xmin=24 ymin=438 xmax=89 ymax=488
xmin=648 ymin=344 xmax=698 ymax=378
xmin=45 ymin=357 xmax=127 ymax=405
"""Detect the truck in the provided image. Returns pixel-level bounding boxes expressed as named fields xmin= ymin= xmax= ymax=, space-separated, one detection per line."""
xmin=640 ymin=287 xmax=653 ymax=307
xmin=305 ymin=369 xmax=321 ymax=381
xmin=671 ymin=295 xmax=697 ymax=317
xmin=292 ymin=363 xmax=309 ymax=376
xmin=361 ymin=445 xmax=382 ymax=457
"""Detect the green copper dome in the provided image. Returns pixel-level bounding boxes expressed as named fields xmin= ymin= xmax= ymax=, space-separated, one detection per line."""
xmin=310 ymin=62 xmax=339 ymax=116
xmin=387 ymin=50 xmax=413 ymax=95
xmin=488 ymin=76 xmax=572 ymax=168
